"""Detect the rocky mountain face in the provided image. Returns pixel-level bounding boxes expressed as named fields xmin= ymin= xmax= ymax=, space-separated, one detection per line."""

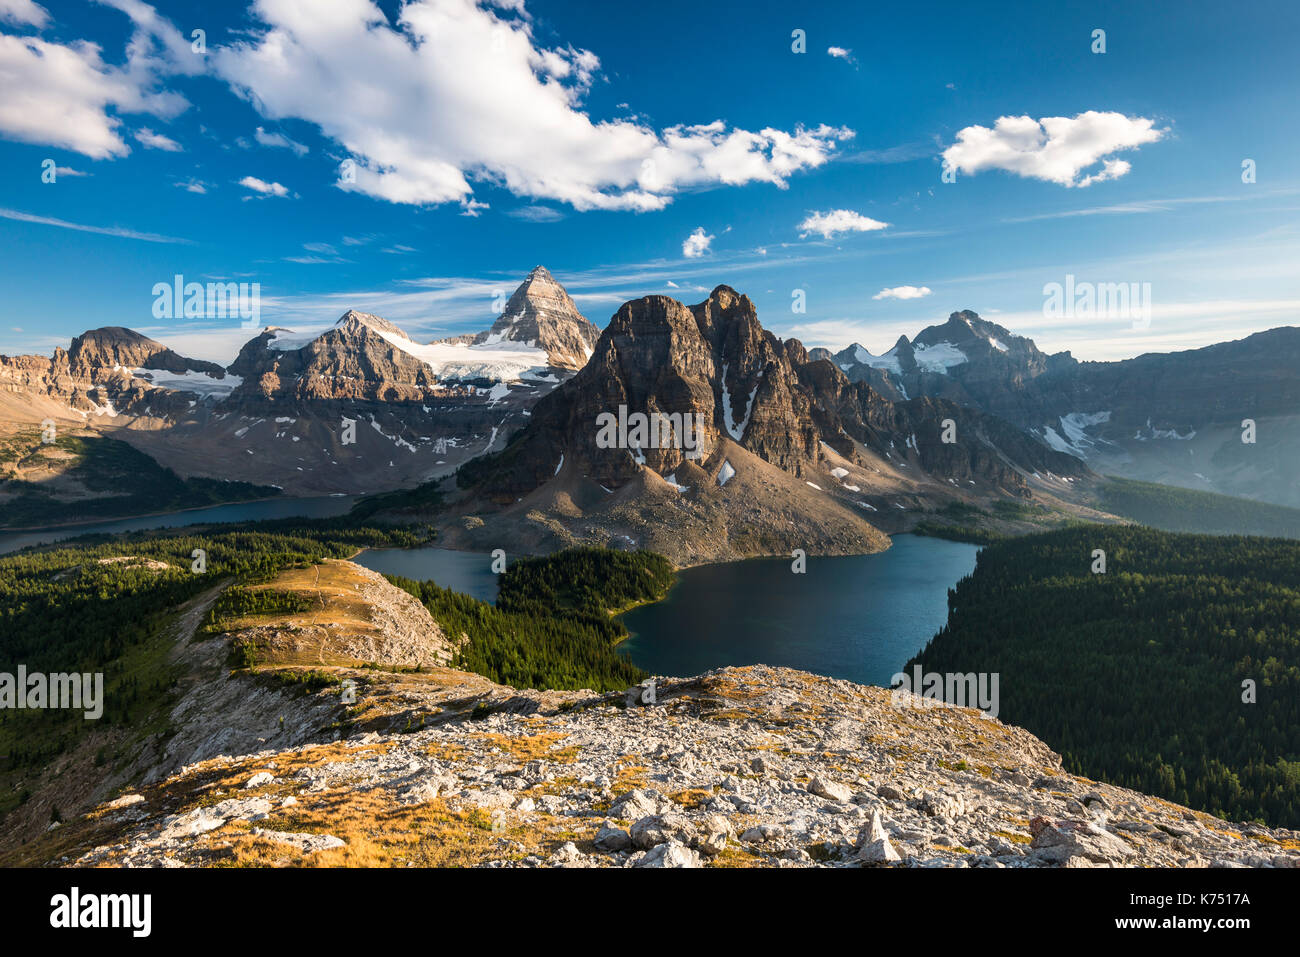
xmin=436 ymin=287 xmax=1099 ymax=565
xmin=0 ymin=269 xmax=596 ymax=497
xmin=0 ymin=326 xmax=222 ymax=422
xmin=466 ymin=265 xmax=600 ymax=371
xmin=12 ymin=562 xmax=1296 ymax=869
xmin=832 ymin=312 xmax=1300 ymax=506
xmin=460 ymin=287 xmax=1089 ymax=505
xmin=228 ymin=312 xmax=441 ymax=405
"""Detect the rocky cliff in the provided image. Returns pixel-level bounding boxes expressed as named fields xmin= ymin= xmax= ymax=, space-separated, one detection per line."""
xmin=442 ymin=287 xmax=1093 ymax=562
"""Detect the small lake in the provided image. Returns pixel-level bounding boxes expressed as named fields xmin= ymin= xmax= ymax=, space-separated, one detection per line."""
xmin=617 ymin=535 xmax=980 ymax=687
xmin=0 ymin=496 xmax=358 ymax=555
xmin=353 ymin=546 xmax=500 ymax=604
xmin=3 ymin=505 xmax=976 ymax=687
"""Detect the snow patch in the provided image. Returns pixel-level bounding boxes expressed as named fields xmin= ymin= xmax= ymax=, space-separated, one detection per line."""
xmin=852 ymin=345 xmax=903 ymax=375
xmin=912 ymin=341 xmax=968 ymax=373
xmin=131 ymin=368 xmax=243 ymax=398
xmin=721 ymin=363 xmax=762 ymax=440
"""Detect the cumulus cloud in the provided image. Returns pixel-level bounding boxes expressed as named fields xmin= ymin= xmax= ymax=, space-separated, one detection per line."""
xmin=239 ymin=175 xmax=289 ymax=197
xmin=941 ymin=111 xmax=1166 ymax=187
xmin=682 ymin=226 xmax=714 ymax=258
xmin=797 ymin=209 xmax=890 ymax=239
xmin=0 ymin=0 xmax=48 ymax=27
xmin=0 ymin=0 xmax=192 ymax=159
xmin=873 ymin=285 xmax=932 ymax=301
xmin=212 ymin=0 xmax=852 ymax=211
xmin=827 ymin=46 xmax=856 ymax=65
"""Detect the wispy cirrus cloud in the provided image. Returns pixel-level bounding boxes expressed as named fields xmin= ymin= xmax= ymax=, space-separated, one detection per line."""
xmin=0 ymin=205 xmax=191 ymax=243
xmin=134 ymin=126 xmax=181 ymax=151
xmin=253 ymin=125 xmax=308 ymax=156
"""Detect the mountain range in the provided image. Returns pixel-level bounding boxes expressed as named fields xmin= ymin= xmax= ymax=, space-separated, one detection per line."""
xmin=2 ymin=267 xmax=1296 ymax=543
xmin=822 ymin=311 xmax=1300 ymax=507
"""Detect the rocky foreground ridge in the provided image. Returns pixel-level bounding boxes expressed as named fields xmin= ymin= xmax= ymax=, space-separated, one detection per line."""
xmin=13 ymin=561 xmax=1297 ymax=869
xmin=43 ymin=666 xmax=1300 ymax=869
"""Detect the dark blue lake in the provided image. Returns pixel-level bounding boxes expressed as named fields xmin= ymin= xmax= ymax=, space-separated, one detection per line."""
xmin=354 ymin=546 xmax=500 ymax=604
xmin=616 ymin=535 xmax=980 ymax=687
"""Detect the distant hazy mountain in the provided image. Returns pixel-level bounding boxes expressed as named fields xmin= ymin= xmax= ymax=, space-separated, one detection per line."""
xmin=831 ymin=311 xmax=1300 ymax=507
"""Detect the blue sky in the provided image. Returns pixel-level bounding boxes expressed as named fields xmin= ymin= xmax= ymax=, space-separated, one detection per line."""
xmin=1 ymin=0 xmax=1297 ymax=363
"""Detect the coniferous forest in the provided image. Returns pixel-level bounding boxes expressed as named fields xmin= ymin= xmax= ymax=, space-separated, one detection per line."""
xmin=907 ymin=525 xmax=1300 ymax=828
xmin=389 ymin=547 xmax=675 ymax=692
xmin=0 ymin=519 xmax=425 ymax=794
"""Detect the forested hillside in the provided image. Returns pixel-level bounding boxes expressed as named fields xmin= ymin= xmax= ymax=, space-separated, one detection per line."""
xmin=389 ymin=547 xmax=675 ymax=692
xmin=0 ymin=519 xmax=425 ymax=811
xmin=907 ymin=525 xmax=1300 ymax=828
xmin=1097 ymin=477 xmax=1300 ymax=538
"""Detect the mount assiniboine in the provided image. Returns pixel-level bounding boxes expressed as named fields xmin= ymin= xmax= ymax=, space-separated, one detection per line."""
xmin=0 ymin=267 xmax=600 ymax=499
xmin=442 ymin=286 xmax=1097 ymax=563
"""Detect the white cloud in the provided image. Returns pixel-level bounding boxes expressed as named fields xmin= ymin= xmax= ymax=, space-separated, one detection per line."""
xmin=0 ymin=32 xmax=185 ymax=158
xmin=873 ymin=285 xmax=932 ymax=301
xmin=798 ymin=209 xmax=890 ymax=239
xmin=239 ymin=175 xmax=289 ymax=197
xmin=827 ymin=46 xmax=856 ymax=65
xmin=0 ymin=205 xmax=190 ymax=243
xmin=254 ymin=125 xmax=308 ymax=156
xmin=0 ymin=0 xmax=48 ymax=27
xmin=942 ymin=111 xmax=1166 ymax=187
xmin=505 ymin=205 xmax=563 ymax=222
xmin=212 ymin=0 xmax=852 ymax=211
xmin=134 ymin=126 xmax=181 ymax=150
xmin=54 ymin=165 xmax=89 ymax=177
xmin=174 ymin=178 xmax=208 ymax=193
xmin=682 ymin=226 xmax=714 ymax=258
xmin=0 ymin=0 xmax=198 ymax=159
